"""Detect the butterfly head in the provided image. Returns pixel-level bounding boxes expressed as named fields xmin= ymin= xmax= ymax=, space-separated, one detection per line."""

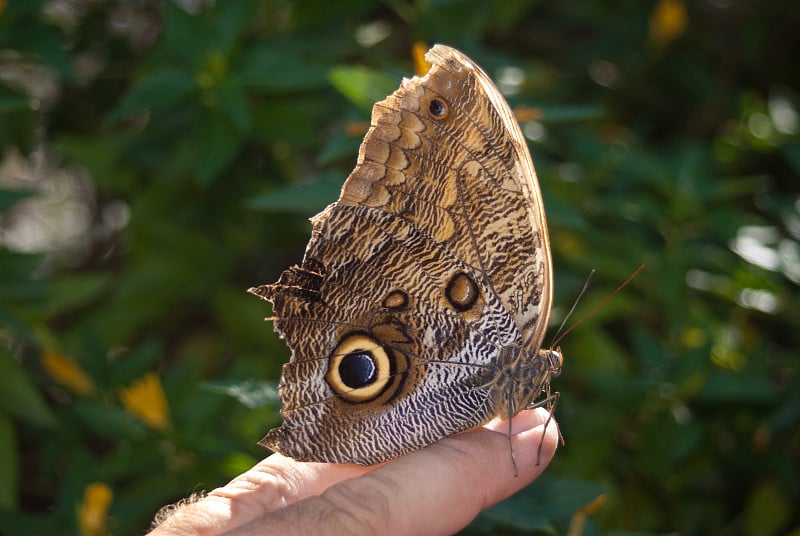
xmin=537 ymin=346 xmax=563 ymax=378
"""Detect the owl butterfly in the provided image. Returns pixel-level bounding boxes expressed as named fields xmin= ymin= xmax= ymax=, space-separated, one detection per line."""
xmin=250 ymin=44 xmax=561 ymax=466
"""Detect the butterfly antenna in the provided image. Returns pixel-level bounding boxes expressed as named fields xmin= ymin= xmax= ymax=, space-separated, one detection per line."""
xmin=548 ymin=269 xmax=595 ymax=347
xmin=550 ymin=264 xmax=645 ymax=349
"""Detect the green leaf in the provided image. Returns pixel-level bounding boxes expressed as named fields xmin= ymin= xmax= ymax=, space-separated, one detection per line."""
xmin=0 ymin=414 xmax=17 ymax=509
xmin=190 ymin=109 xmax=241 ymax=185
xmin=108 ymin=70 xmax=196 ymax=121
xmin=105 ymin=339 xmax=163 ymax=389
xmin=43 ymin=273 xmax=113 ymax=317
xmin=212 ymin=0 xmax=259 ymax=55
xmin=160 ymin=0 xmax=206 ymax=66
xmin=221 ymin=451 xmax=259 ymax=477
xmin=0 ymin=348 xmax=56 ymax=428
xmin=72 ymin=401 xmax=147 ymax=441
xmin=247 ymin=171 xmax=343 ymax=214
xmin=9 ymin=17 xmax=74 ymax=80
xmin=0 ymin=0 xmax=47 ymax=19
xmin=697 ymin=369 xmax=775 ymax=404
xmin=0 ymin=250 xmax=46 ymax=304
xmin=218 ymin=81 xmax=251 ymax=133
xmin=476 ymin=476 xmax=606 ymax=531
xmin=239 ymin=44 xmax=330 ymax=93
xmin=316 ymin=130 xmax=362 ymax=166
xmin=250 ymin=95 xmax=329 ymax=147
xmin=328 ymin=66 xmax=399 ymax=112
xmin=56 ymin=135 xmax=136 ymax=193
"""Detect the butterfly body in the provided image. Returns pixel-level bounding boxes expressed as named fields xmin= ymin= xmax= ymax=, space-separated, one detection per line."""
xmin=250 ymin=45 xmax=557 ymax=465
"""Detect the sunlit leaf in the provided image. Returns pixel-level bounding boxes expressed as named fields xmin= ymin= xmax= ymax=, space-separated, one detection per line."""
xmin=328 ymin=66 xmax=399 ymax=112
xmin=203 ymin=379 xmax=279 ymax=409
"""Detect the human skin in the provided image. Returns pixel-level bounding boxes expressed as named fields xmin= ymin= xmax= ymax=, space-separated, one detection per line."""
xmin=149 ymin=408 xmax=558 ymax=536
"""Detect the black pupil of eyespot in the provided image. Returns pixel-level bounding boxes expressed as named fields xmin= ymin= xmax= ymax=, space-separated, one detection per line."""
xmin=429 ymin=99 xmax=445 ymax=117
xmin=339 ymin=351 xmax=377 ymax=388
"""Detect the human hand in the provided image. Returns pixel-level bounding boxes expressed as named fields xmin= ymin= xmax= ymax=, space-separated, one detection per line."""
xmin=148 ymin=408 xmax=558 ymax=536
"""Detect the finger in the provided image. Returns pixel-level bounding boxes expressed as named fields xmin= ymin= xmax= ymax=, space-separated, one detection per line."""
xmin=149 ymin=454 xmax=371 ymax=535
xmin=235 ymin=408 xmax=559 ymax=536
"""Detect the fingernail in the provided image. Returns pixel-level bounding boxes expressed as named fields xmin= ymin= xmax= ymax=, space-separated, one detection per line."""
xmin=483 ymin=408 xmax=551 ymax=434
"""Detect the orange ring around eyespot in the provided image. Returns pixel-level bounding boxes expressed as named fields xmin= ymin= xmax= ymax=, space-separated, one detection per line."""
xmin=326 ymin=333 xmax=393 ymax=403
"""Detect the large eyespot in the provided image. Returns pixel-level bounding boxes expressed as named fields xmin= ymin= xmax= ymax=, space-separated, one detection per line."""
xmin=445 ymin=272 xmax=480 ymax=312
xmin=338 ymin=351 xmax=377 ymax=388
xmin=326 ymin=333 xmax=394 ymax=403
xmin=428 ymin=98 xmax=448 ymax=119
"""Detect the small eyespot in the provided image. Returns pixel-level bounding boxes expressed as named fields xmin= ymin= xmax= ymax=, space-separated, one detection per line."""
xmin=445 ymin=272 xmax=479 ymax=312
xmin=428 ymin=98 xmax=448 ymax=119
xmin=382 ymin=290 xmax=409 ymax=311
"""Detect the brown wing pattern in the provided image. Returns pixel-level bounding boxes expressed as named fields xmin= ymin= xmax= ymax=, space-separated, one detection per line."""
xmin=249 ymin=45 xmax=554 ymax=464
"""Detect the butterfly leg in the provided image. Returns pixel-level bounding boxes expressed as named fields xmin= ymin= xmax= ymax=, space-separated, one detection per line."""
xmin=505 ymin=387 xmax=520 ymax=477
xmin=525 ymin=391 xmax=563 ymax=465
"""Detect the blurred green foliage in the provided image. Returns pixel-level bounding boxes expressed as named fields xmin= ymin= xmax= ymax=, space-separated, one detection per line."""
xmin=0 ymin=0 xmax=798 ymax=534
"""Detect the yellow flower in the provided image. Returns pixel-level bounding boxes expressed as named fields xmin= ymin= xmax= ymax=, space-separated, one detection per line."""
xmin=77 ymin=482 xmax=112 ymax=536
xmin=120 ymin=372 xmax=170 ymax=430
xmin=40 ymin=347 xmax=94 ymax=396
xmin=412 ymin=41 xmax=431 ymax=76
xmin=650 ymin=0 xmax=688 ymax=47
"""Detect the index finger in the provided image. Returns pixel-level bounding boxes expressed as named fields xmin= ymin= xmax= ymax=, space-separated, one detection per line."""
xmin=232 ymin=408 xmax=559 ymax=535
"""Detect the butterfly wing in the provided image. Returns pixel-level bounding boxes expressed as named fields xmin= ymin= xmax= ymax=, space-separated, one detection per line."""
xmin=250 ymin=45 xmax=552 ymax=464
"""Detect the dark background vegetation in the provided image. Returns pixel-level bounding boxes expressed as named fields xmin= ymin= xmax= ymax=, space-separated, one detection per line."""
xmin=1 ymin=1 xmax=798 ymax=534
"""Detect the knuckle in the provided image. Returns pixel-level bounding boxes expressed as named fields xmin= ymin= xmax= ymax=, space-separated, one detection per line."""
xmin=220 ymin=461 xmax=307 ymax=511
xmin=314 ymin=474 xmax=397 ymax=535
